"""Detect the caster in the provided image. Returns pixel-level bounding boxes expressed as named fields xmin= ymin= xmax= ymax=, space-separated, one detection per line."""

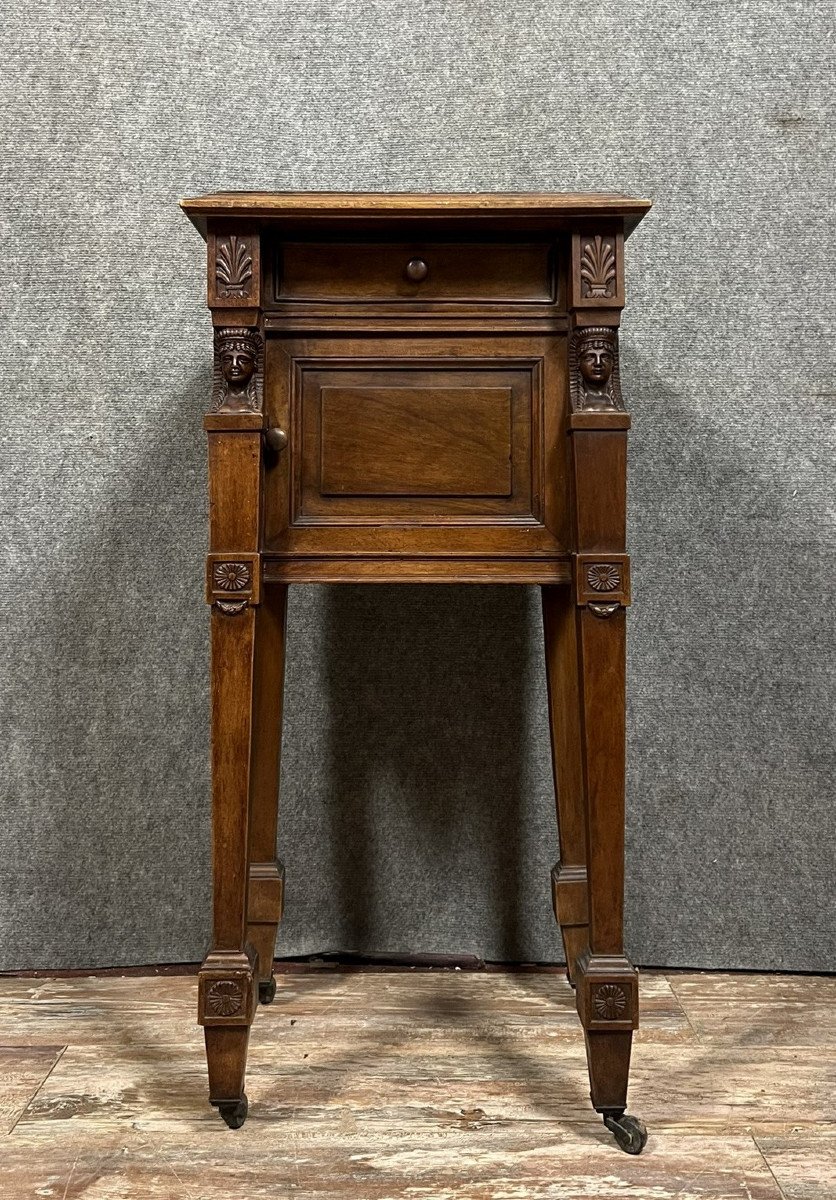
xmin=603 ymin=1112 xmax=648 ymax=1155
xmin=259 ymin=976 xmax=277 ymax=1005
xmin=218 ymin=1094 xmax=248 ymax=1129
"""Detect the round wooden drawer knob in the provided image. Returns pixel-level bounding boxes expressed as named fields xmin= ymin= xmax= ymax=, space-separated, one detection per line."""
xmin=265 ymin=427 xmax=288 ymax=453
xmin=405 ymin=258 xmax=429 ymax=282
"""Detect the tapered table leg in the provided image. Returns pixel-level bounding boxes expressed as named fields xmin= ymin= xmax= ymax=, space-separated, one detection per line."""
xmin=246 ymin=582 xmax=288 ymax=1007
xmin=573 ymin=595 xmax=646 ymax=1153
xmin=542 ymin=585 xmax=588 ymax=985
xmin=198 ymin=597 xmax=261 ymax=1128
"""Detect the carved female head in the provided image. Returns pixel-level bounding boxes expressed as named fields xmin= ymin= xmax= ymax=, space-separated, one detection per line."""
xmin=577 ymin=328 xmax=615 ymax=387
xmin=218 ymin=329 xmax=258 ymax=387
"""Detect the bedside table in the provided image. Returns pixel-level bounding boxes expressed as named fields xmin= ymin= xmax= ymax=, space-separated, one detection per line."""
xmin=180 ymin=191 xmax=652 ymax=1154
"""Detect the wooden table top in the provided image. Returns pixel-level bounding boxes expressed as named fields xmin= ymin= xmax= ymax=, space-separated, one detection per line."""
xmin=180 ymin=191 xmax=653 ymax=235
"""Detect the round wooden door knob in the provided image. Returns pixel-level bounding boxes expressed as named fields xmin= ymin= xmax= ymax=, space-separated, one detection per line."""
xmin=405 ymin=257 xmax=429 ymax=282
xmin=265 ymin=427 xmax=288 ymax=453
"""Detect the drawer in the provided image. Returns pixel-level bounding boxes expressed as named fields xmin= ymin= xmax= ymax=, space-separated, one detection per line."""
xmin=275 ymin=241 xmax=555 ymax=304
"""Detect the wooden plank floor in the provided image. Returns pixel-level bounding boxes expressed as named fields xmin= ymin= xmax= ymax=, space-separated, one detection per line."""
xmin=0 ymin=967 xmax=833 ymax=1198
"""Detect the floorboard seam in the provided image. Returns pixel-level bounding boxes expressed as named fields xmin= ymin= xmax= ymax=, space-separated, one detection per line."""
xmin=751 ymin=1131 xmax=791 ymax=1200
xmin=7 ymin=1044 xmax=68 ymax=1137
xmin=663 ymin=971 xmax=706 ymax=1044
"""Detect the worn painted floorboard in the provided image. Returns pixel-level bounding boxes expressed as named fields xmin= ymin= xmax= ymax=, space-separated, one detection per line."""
xmin=755 ymin=1128 xmax=836 ymax=1200
xmin=0 ymin=1046 xmax=65 ymax=1135
xmin=0 ymin=968 xmax=832 ymax=1199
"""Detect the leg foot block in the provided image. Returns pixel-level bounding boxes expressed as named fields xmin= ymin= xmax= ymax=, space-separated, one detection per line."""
xmin=258 ymin=976 xmax=276 ymax=1005
xmin=550 ymin=863 xmax=589 ymax=987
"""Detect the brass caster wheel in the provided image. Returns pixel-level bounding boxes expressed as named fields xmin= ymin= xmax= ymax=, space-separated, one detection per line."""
xmin=603 ymin=1112 xmax=647 ymax=1155
xmin=218 ymin=1094 xmax=248 ymax=1129
xmin=259 ymin=976 xmax=277 ymax=1005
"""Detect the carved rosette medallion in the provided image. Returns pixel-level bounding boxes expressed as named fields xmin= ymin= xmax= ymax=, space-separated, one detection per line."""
xmin=569 ymin=326 xmax=624 ymax=413
xmin=206 ymin=979 xmax=244 ymax=1017
xmin=580 ymin=235 xmax=616 ymax=299
xmin=587 ymin=564 xmax=621 ymax=592
xmin=215 ymin=235 xmax=253 ymax=298
xmin=211 ymin=327 xmax=263 ymax=413
xmin=212 ymin=562 xmax=252 ymax=592
xmin=592 ymin=983 xmax=628 ymax=1020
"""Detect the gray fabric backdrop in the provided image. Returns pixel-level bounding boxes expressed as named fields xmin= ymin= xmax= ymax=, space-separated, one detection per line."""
xmin=1 ymin=1 xmax=834 ymax=972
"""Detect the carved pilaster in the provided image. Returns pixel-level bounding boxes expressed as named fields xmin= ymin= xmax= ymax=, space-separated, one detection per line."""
xmin=568 ymin=228 xmax=627 ymax=433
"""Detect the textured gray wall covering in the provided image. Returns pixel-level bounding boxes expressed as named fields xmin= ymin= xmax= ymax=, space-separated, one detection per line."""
xmin=1 ymin=2 xmax=834 ymax=972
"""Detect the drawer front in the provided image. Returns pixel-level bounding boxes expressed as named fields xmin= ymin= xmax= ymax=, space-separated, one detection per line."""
xmin=262 ymin=334 xmax=568 ymax=559
xmin=276 ymin=241 xmax=555 ymax=304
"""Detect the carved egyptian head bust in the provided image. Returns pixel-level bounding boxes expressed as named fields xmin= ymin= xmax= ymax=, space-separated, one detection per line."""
xmin=570 ymin=326 xmax=624 ymax=412
xmin=212 ymin=327 xmax=263 ymax=412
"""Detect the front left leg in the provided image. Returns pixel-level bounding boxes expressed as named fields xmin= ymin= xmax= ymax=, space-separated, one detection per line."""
xmin=200 ymin=586 xmax=261 ymax=1128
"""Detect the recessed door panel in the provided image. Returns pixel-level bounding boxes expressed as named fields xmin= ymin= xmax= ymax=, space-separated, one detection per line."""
xmin=299 ymin=360 xmax=536 ymax=521
xmin=320 ymin=385 xmax=513 ymax=497
xmin=262 ymin=334 xmax=568 ymax=557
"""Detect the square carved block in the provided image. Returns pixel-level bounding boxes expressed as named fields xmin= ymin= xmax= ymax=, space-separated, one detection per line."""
xmin=575 ymin=955 xmax=639 ymax=1032
xmin=198 ymin=949 xmax=257 ymax=1027
xmin=206 ymin=552 xmax=261 ymax=608
xmin=574 ymin=552 xmax=631 ymax=608
xmin=586 ymin=980 xmax=637 ymax=1030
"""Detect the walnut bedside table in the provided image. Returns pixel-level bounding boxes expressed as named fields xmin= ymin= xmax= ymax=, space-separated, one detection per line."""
xmin=180 ymin=191 xmax=652 ymax=1154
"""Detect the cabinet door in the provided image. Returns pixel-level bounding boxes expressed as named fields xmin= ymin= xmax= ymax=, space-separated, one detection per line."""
xmin=263 ymin=334 xmax=568 ymax=560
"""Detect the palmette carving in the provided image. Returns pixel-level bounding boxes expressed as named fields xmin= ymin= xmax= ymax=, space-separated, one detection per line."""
xmin=215 ymin=235 xmax=253 ymax=298
xmin=580 ymin=235 xmax=617 ymax=298
xmin=569 ymin=327 xmax=624 ymax=413
xmin=211 ymin=327 xmax=263 ymax=413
